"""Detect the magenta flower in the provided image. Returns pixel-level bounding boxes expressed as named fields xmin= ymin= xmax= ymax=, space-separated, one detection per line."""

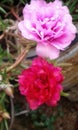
xmin=18 ymin=57 xmax=64 ymax=110
xmin=18 ymin=0 xmax=76 ymax=59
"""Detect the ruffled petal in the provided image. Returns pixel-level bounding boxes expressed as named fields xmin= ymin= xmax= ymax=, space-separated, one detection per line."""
xmin=36 ymin=43 xmax=60 ymax=59
xmin=27 ymin=99 xmax=41 ymax=110
xmin=18 ymin=21 xmax=34 ymax=39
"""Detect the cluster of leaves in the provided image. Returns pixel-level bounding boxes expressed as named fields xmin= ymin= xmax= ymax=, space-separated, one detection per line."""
xmin=65 ymin=0 xmax=78 ymax=20
xmin=0 ymin=0 xmax=30 ymax=5
xmin=0 ymin=0 xmax=30 ymax=16
xmin=0 ymin=46 xmax=14 ymax=130
xmin=0 ymin=46 xmax=13 ymax=66
xmin=29 ymin=106 xmax=63 ymax=130
xmin=0 ymin=92 xmax=8 ymax=130
xmin=0 ymin=17 xmax=9 ymax=32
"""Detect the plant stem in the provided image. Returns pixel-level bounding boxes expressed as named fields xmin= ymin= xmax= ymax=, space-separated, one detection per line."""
xmin=4 ymin=119 xmax=9 ymax=130
xmin=9 ymin=98 xmax=14 ymax=129
xmin=0 ymin=93 xmax=6 ymax=104
xmin=5 ymin=45 xmax=30 ymax=73
xmin=0 ymin=121 xmax=4 ymax=130
xmin=11 ymin=7 xmax=21 ymax=21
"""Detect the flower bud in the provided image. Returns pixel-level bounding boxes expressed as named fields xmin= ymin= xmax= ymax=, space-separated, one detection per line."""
xmin=2 ymin=112 xmax=10 ymax=119
xmin=4 ymin=86 xmax=14 ymax=98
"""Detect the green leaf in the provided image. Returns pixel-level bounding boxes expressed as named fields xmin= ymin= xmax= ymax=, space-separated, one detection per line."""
xmin=69 ymin=0 xmax=78 ymax=13
xmin=72 ymin=14 xmax=78 ymax=20
xmin=1 ymin=0 xmax=13 ymax=4
xmin=0 ymin=7 xmax=6 ymax=14
xmin=0 ymin=17 xmax=9 ymax=31
xmin=4 ymin=120 xmax=9 ymax=130
xmin=61 ymin=91 xmax=69 ymax=97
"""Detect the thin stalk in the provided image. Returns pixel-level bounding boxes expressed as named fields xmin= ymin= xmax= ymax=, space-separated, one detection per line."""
xmin=3 ymin=45 xmax=30 ymax=73
xmin=9 ymin=98 xmax=14 ymax=129
xmin=0 ymin=121 xmax=4 ymax=130
xmin=4 ymin=119 xmax=9 ymax=130
xmin=0 ymin=93 xmax=6 ymax=104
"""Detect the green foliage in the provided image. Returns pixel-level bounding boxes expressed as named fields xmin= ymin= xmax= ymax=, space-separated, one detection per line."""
xmin=66 ymin=0 xmax=78 ymax=20
xmin=66 ymin=0 xmax=78 ymax=13
xmin=0 ymin=119 xmax=9 ymax=130
xmin=0 ymin=92 xmax=8 ymax=130
xmin=0 ymin=7 xmax=6 ymax=14
xmin=0 ymin=0 xmax=13 ymax=4
xmin=29 ymin=106 xmax=63 ymax=130
xmin=19 ymin=0 xmax=28 ymax=4
xmin=0 ymin=0 xmax=28 ymax=4
xmin=0 ymin=46 xmax=7 ymax=65
xmin=0 ymin=17 xmax=8 ymax=31
xmin=0 ymin=46 xmax=13 ymax=66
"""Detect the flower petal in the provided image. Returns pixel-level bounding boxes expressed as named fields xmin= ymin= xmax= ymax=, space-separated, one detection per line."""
xmin=18 ymin=21 xmax=34 ymax=39
xmin=27 ymin=99 xmax=39 ymax=110
xmin=36 ymin=43 xmax=60 ymax=59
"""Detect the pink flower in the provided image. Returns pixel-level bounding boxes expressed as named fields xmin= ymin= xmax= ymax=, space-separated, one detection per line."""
xmin=18 ymin=0 xmax=76 ymax=59
xmin=18 ymin=57 xmax=64 ymax=110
